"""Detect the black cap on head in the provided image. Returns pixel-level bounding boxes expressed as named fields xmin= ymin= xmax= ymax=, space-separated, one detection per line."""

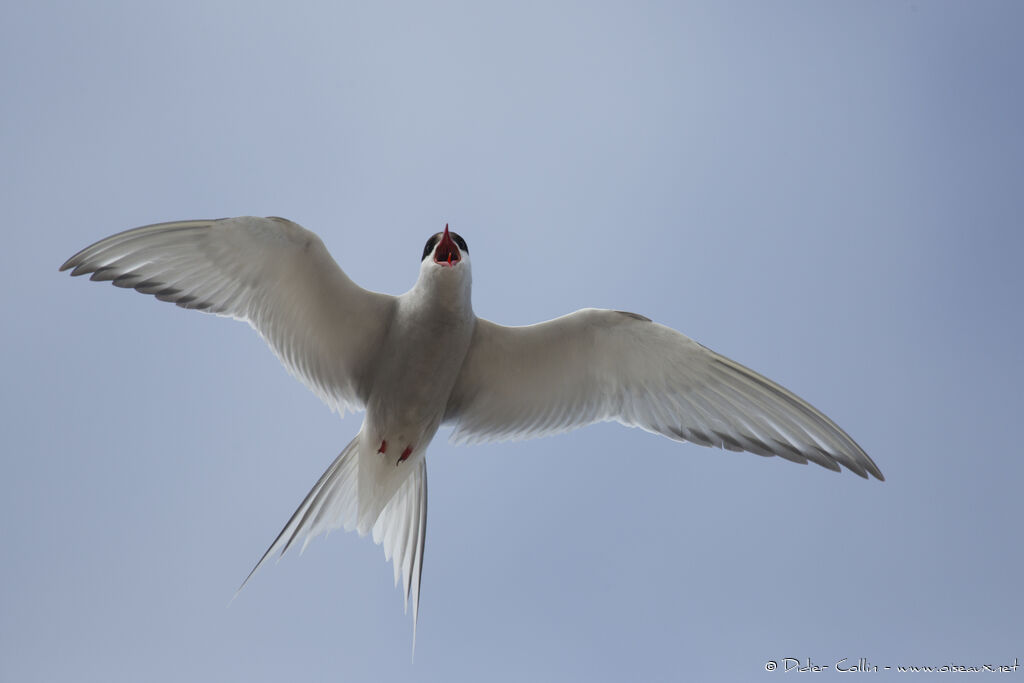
xmin=421 ymin=226 xmax=469 ymax=262
xmin=421 ymin=234 xmax=440 ymax=262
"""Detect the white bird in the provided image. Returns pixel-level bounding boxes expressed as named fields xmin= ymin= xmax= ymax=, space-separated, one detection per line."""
xmin=60 ymin=216 xmax=882 ymax=641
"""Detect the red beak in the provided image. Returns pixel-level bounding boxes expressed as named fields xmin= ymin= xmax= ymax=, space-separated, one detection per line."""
xmin=434 ymin=224 xmax=461 ymax=266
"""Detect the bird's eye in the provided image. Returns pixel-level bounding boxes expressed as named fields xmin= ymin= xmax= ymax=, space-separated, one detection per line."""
xmin=451 ymin=233 xmax=469 ymax=253
xmin=421 ymin=235 xmax=440 ymax=262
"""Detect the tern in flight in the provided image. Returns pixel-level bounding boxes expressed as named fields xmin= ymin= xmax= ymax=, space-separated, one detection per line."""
xmin=61 ymin=217 xmax=882 ymax=640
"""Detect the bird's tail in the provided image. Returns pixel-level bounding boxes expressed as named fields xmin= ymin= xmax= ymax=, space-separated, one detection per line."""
xmin=237 ymin=432 xmax=428 ymax=646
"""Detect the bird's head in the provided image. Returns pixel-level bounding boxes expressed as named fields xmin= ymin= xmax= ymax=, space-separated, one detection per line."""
xmin=422 ymin=224 xmax=468 ymax=267
xmin=413 ymin=224 xmax=473 ymax=312
xmin=418 ymin=224 xmax=471 ymax=283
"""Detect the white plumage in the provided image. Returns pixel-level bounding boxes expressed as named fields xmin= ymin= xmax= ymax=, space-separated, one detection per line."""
xmin=61 ymin=216 xmax=882 ymax=643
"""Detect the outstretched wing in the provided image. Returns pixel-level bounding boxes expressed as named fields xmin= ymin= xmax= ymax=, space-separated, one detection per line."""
xmin=60 ymin=216 xmax=394 ymax=415
xmin=445 ymin=308 xmax=882 ymax=480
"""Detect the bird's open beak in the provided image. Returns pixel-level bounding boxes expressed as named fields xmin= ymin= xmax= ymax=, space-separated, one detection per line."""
xmin=434 ymin=224 xmax=461 ymax=267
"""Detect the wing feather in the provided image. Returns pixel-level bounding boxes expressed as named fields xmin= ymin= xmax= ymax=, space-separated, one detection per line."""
xmin=61 ymin=217 xmax=394 ymax=415
xmin=445 ymin=309 xmax=882 ymax=480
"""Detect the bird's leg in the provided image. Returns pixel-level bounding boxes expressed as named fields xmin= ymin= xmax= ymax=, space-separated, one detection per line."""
xmin=378 ymin=440 xmax=387 ymax=455
xmin=395 ymin=445 xmax=413 ymax=467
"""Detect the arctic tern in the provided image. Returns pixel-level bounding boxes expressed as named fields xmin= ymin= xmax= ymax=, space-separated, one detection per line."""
xmin=61 ymin=216 xmax=882 ymax=639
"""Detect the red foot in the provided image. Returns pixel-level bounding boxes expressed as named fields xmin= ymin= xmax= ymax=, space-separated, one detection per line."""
xmin=378 ymin=440 xmax=387 ymax=454
xmin=396 ymin=445 xmax=413 ymax=466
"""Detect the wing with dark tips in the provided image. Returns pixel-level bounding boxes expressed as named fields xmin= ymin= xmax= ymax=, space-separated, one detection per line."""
xmin=61 ymin=216 xmax=395 ymax=414
xmin=445 ymin=309 xmax=882 ymax=480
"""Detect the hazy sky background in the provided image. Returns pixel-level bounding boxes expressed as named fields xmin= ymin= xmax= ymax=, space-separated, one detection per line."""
xmin=3 ymin=2 xmax=1022 ymax=681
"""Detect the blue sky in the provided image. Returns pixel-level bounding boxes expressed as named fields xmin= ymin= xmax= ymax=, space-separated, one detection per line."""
xmin=3 ymin=1 xmax=1022 ymax=681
